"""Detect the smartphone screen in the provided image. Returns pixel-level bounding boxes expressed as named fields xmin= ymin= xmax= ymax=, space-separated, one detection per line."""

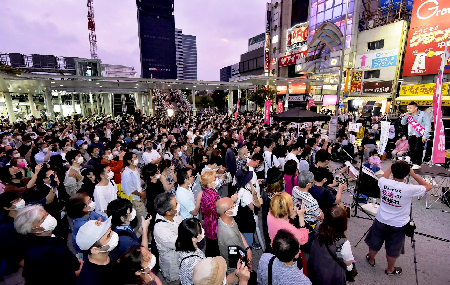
xmin=297 ymin=198 xmax=302 ymax=209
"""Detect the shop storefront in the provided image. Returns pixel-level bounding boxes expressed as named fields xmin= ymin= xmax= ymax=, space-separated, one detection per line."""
xmin=395 ymin=83 xmax=450 ymax=112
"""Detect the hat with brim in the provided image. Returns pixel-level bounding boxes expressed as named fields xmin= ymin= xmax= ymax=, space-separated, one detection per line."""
xmin=193 ymin=256 xmax=227 ymax=285
xmin=76 ymin=217 xmax=111 ymax=251
xmin=266 ymin=168 xmax=283 ymax=184
xmin=235 ymin=169 xmax=253 ymax=188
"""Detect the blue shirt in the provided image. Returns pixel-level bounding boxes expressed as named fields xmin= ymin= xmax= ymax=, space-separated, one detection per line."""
xmin=72 ymin=212 xmax=107 ymax=253
xmin=401 ymin=110 xmax=432 ymax=139
xmin=176 ymin=185 xmax=196 ymax=219
xmin=111 ymin=225 xmax=139 ymax=262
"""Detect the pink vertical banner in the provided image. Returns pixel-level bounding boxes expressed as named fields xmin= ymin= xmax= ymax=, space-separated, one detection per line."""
xmin=432 ymin=45 xmax=450 ymax=164
xmin=308 ymin=99 xmax=314 ymax=110
xmin=277 ymin=101 xmax=283 ymax=113
xmin=264 ymin=100 xmax=272 ymax=125
xmin=235 ymin=99 xmax=240 ymax=119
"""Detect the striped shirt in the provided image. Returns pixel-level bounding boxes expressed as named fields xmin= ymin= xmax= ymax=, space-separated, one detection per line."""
xmin=292 ymin=187 xmax=321 ymax=223
xmin=200 ymin=188 xmax=220 ymax=240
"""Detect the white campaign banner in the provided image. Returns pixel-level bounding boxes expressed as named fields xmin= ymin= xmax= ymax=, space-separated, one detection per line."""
xmin=348 ymin=122 xmax=362 ymax=132
xmin=378 ymin=121 xmax=391 ymax=155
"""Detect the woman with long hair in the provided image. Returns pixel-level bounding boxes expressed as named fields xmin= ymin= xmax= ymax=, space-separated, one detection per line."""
xmin=175 ymin=218 xmax=205 ymax=285
xmin=159 ymin=159 xmax=177 ymax=194
xmin=307 ymin=206 xmax=355 ymax=285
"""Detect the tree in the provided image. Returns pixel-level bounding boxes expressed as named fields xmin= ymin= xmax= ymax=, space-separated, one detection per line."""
xmin=248 ymin=87 xmax=277 ymax=109
xmin=211 ymin=90 xmax=228 ymax=111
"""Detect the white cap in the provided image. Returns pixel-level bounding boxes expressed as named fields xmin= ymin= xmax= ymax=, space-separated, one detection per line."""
xmin=76 ymin=217 xmax=111 ymax=251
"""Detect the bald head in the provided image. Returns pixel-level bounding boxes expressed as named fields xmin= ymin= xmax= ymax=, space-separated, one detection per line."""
xmin=216 ymin=197 xmax=233 ymax=216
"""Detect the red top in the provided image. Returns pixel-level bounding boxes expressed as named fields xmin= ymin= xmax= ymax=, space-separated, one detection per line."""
xmin=101 ymin=159 xmax=124 ymax=184
xmin=201 ymin=188 xmax=220 ymax=240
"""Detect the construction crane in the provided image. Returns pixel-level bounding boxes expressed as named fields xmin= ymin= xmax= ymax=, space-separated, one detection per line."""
xmin=87 ymin=0 xmax=98 ymax=59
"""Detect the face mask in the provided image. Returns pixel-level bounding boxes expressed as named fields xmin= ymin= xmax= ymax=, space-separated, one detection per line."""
xmin=402 ymin=137 xmax=406 ymax=140
xmin=87 ymin=201 xmax=96 ymax=211
xmin=65 ymin=146 xmax=73 ymax=151
xmin=175 ymin=203 xmax=181 ymax=215
xmin=178 ymin=151 xmax=183 ymax=157
xmin=94 ymin=137 xmax=99 ymax=142
xmin=98 ymin=232 xmax=119 ymax=252
xmin=128 ymin=208 xmax=136 ymax=222
xmin=213 ymin=145 xmax=217 ymax=149
xmin=224 ymin=132 xmax=228 ymax=136
xmin=25 ymin=142 xmax=32 ymax=146
xmin=141 ymin=254 xmax=157 ymax=273
xmin=17 ymin=162 xmax=26 ymax=168
xmin=13 ymin=199 xmax=26 ymax=210
xmin=226 ymin=205 xmax=238 ymax=217
xmin=133 ymin=159 xmax=139 ymax=166
xmin=154 ymin=174 xmax=161 ymax=180
xmin=34 ymin=214 xmax=58 ymax=233
xmin=82 ymin=144 xmax=88 ymax=150
xmin=95 ymin=152 xmax=100 ymax=156
xmin=197 ymin=229 xmax=205 ymax=242
xmin=107 ymin=154 xmax=113 ymax=160
xmin=190 ymin=139 xmax=194 ymax=144
xmin=106 ymin=171 xmax=114 ymax=180
xmin=120 ymin=135 xmax=124 ymax=139
xmin=184 ymin=146 xmax=188 ymax=151
xmin=42 ymin=148 xmax=48 ymax=153
xmin=13 ymin=153 xmax=20 ymax=158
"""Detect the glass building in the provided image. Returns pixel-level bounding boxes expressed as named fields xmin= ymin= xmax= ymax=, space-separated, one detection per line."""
xmin=137 ymin=0 xmax=177 ymax=79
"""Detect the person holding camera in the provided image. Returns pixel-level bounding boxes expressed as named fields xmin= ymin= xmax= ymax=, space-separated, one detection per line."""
xmin=365 ymin=161 xmax=432 ymax=275
xmin=400 ymin=101 xmax=431 ymax=169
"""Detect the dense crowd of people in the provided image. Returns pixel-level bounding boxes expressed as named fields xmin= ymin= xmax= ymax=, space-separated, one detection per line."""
xmin=0 ymin=94 xmax=433 ymax=285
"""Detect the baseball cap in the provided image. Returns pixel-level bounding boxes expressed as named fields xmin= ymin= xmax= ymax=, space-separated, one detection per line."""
xmin=76 ymin=217 xmax=111 ymax=251
xmin=193 ymin=256 xmax=227 ymax=285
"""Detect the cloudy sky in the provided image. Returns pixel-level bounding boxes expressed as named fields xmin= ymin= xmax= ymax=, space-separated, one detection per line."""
xmin=1 ymin=0 xmax=266 ymax=81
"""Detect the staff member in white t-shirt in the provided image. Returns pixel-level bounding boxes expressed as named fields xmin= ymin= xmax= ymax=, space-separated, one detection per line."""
xmin=365 ymin=161 xmax=431 ymax=276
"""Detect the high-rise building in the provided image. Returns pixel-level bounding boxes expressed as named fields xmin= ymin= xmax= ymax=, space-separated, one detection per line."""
xmin=220 ymin=65 xmax=232 ymax=82
xmin=175 ymin=28 xmax=184 ymax=80
xmin=137 ymin=0 xmax=177 ymax=79
xmin=182 ymin=34 xmax=197 ymax=80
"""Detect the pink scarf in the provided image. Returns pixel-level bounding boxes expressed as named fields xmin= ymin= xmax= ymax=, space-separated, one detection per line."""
xmin=407 ymin=115 xmax=425 ymax=137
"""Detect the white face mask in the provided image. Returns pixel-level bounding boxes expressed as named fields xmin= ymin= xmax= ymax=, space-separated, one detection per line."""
xmin=184 ymin=146 xmax=188 ymax=151
xmin=82 ymin=144 xmax=88 ymax=150
xmin=175 ymin=203 xmax=181 ymax=215
xmin=213 ymin=145 xmax=217 ymax=149
xmin=154 ymin=174 xmax=161 ymax=180
xmin=76 ymin=157 xmax=84 ymax=164
xmin=402 ymin=137 xmax=406 ymax=140
xmin=34 ymin=214 xmax=58 ymax=233
xmin=133 ymin=159 xmax=139 ymax=166
xmin=226 ymin=205 xmax=238 ymax=217
xmin=106 ymin=171 xmax=114 ymax=180
xmin=13 ymin=199 xmax=26 ymax=210
xmin=128 ymin=208 xmax=136 ymax=222
xmin=98 ymin=232 xmax=119 ymax=252
xmin=94 ymin=137 xmax=99 ymax=142
xmin=178 ymin=151 xmax=183 ymax=157
xmin=141 ymin=254 xmax=157 ymax=273
xmin=13 ymin=153 xmax=20 ymax=158
xmin=197 ymin=229 xmax=205 ymax=242
xmin=87 ymin=201 xmax=96 ymax=211
xmin=137 ymin=144 xmax=142 ymax=149
xmin=107 ymin=154 xmax=113 ymax=161
xmin=42 ymin=148 xmax=49 ymax=153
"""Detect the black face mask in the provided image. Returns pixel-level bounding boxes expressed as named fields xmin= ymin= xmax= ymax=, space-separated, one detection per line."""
xmin=15 ymin=171 xmax=23 ymax=179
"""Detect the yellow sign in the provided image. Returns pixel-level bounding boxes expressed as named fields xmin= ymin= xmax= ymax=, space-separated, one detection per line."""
xmin=394 ymin=95 xmax=450 ymax=106
xmin=400 ymin=83 xmax=449 ymax=96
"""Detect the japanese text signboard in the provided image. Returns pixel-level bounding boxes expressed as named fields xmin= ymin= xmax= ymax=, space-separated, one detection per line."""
xmin=362 ymin=81 xmax=393 ymax=94
xmin=350 ymin=71 xmax=362 ymax=93
xmin=403 ymin=0 xmax=450 ymax=76
xmin=264 ymin=100 xmax=272 ymax=125
xmin=279 ymin=50 xmax=307 ymax=67
xmin=400 ymin=83 xmax=449 ymax=95
xmin=355 ymin=49 xmax=399 ymax=70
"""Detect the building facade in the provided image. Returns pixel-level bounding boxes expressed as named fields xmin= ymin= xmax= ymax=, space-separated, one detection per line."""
xmin=102 ymin=64 xmax=137 ymax=78
xmin=220 ymin=65 xmax=232 ymax=82
xmin=175 ymin=28 xmax=184 ymax=80
xmin=182 ymin=34 xmax=198 ymax=80
xmin=137 ymin=0 xmax=177 ymax=79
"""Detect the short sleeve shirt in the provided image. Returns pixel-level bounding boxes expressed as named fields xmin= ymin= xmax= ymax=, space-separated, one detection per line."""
xmin=176 ymin=186 xmax=196 ymax=219
xmin=376 ymin=177 xmax=426 ymax=227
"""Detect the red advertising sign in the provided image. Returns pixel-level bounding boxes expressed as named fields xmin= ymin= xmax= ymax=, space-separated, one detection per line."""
xmin=264 ymin=100 xmax=272 ymax=124
xmin=403 ymin=0 xmax=450 ymax=76
xmin=279 ymin=50 xmax=307 ymax=67
xmin=350 ymin=71 xmax=362 ymax=93
xmin=277 ymin=101 xmax=283 ymax=113
xmin=308 ymin=99 xmax=315 ymax=109
xmin=287 ymin=23 xmax=309 ymax=51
